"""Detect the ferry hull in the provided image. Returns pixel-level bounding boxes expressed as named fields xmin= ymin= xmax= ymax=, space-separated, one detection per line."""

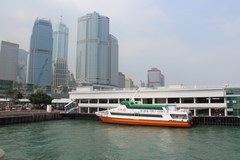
xmin=98 ymin=116 xmax=192 ymax=128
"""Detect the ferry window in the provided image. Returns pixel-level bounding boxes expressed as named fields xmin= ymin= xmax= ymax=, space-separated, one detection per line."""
xmin=196 ymin=98 xmax=209 ymax=103
xmin=99 ymin=99 xmax=107 ymax=104
xmin=126 ymin=98 xmax=130 ymax=101
xmin=109 ymin=99 xmax=118 ymax=104
xmin=90 ymin=99 xmax=98 ymax=103
xmin=80 ymin=99 xmax=88 ymax=103
xmin=168 ymin=98 xmax=180 ymax=104
xmin=143 ymin=98 xmax=153 ymax=104
xmin=211 ymin=97 xmax=224 ymax=103
xmin=155 ymin=98 xmax=166 ymax=104
xmin=181 ymin=98 xmax=194 ymax=103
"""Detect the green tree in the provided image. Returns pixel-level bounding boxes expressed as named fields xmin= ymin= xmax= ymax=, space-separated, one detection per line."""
xmin=29 ymin=89 xmax=53 ymax=105
xmin=6 ymin=89 xmax=23 ymax=105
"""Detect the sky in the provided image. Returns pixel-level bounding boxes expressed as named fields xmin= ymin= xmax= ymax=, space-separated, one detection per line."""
xmin=0 ymin=0 xmax=240 ymax=86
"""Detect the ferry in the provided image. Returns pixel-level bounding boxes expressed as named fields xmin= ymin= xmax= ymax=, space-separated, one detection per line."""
xmin=95 ymin=101 xmax=192 ymax=127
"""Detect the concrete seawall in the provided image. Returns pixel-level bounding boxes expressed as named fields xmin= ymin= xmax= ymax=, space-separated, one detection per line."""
xmin=0 ymin=111 xmax=62 ymax=125
xmin=0 ymin=149 xmax=4 ymax=160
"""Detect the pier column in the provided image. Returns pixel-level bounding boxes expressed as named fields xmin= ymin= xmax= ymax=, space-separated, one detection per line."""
xmin=209 ymin=108 xmax=212 ymax=116
xmin=97 ymin=107 xmax=99 ymax=112
xmin=224 ymin=108 xmax=228 ymax=116
xmin=152 ymin=98 xmax=155 ymax=104
xmin=87 ymin=107 xmax=90 ymax=114
xmin=194 ymin=98 xmax=196 ymax=104
xmin=79 ymin=107 xmax=81 ymax=113
xmin=194 ymin=108 xmax=197 ymax=116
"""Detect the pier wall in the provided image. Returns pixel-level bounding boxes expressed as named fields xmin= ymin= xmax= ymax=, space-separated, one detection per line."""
xmin=0 ymin=111 xmax=62 ymax=125
xmin=193 ymin=116 xmax=240 ymax=126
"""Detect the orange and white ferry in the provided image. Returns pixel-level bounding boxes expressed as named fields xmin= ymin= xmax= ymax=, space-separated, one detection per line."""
xmin=96 ymin=101 xmax=192 ymax=127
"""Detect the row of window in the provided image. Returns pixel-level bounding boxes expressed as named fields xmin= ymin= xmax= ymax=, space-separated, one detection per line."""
xmin=78 ymin=97 xmax=225 ymax=104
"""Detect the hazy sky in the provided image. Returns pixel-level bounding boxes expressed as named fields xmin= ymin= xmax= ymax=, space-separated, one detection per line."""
xmin=0 ymin=0 xmax=240 ymax=86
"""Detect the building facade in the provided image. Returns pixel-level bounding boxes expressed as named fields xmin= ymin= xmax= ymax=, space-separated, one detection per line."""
xmin=118 ymin=72 xmax=125 ymax=88
xmin=76 ymin=12 xmax=110 ymax=85
xmin=52 ymin=22 xmax=69 ymax=62
xmin=109 ymin=34 xmax=119 ymax=87
xmin=147 ymin=68 xmax=165 ymax=87
xmin=53 ymin=58 xmax=68 ymax=86
xmin=27 ymin=18 xmax=53 ymax=86
xmin=0 ymin=41 xmax=19 ymax=97
xmin=68 ymin=85 xmax=240 ymax=116
xmin=125 ymin=77 xmax=134 ymax=88
xmin=52 ymin=21 xmax=69 ymax=87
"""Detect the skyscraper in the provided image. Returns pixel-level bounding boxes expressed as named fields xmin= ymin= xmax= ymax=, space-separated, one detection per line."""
xmin=0 ymin=41 xmax=19 ymax=97
xmin=147 ymin=68 xmax=165 ymax=87
xmin=52 ymin=21 xmax=69 ymax=62
xmin=0 ymin=41 xmax=19 ymax=82
xmin=27 ymin=18 xmax=53 ymax=86
xmin=109 ymin=34 xmax=119 ymax=87
xmin=76 ymin=12 xmax=110 ymax=85
xmin=52 ymin=21 xmax=69 ymax=87
xmin=118 ymin=72 xmax=125 ymax=88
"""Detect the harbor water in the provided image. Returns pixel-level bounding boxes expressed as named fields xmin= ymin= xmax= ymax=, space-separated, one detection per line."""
xmin=0 ymin=120 xmax=240 ymax=160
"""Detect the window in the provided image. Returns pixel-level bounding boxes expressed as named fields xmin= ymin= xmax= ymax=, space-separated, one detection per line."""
xmin=89 ymin=99 xmax=98 ymax=103
xmin=210 ymin=97 xmax=224 ymax=103
xmin=143 ymin=98 xmax=152 ymax=104
xmin=196 ymin=98 xmax=209 ymax=103
xmin=181 ymin=98 xmax=194 ymax=103
xmin=99 ymin=99 xmax=107 ymax=104
xmin=168 ymin=98 xmax=180 ymax=104
xmin=109 ymin=99 xmax=118 ymax=104
xmin=155 ymin=98 xmax=166 ymax=104
xmin=80 ymin=99 xmax=88 ymax=103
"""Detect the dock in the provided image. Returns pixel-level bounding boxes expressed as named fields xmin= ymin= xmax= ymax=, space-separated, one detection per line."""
xmin=1 ymin=111 xmax=240 ymax=126
xmin=0 ymin=110 xmax=61 ymax=125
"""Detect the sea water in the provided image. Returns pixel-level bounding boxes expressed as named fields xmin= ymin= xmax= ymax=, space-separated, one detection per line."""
xmin=0 ymin=120 xmax=240 ymax=160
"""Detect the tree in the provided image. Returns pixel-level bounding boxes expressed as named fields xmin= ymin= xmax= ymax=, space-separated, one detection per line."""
xmin=6 ymin=89 xmax=23 ymax=105
xmin=29 ymin=89 xmax=53 ymax=105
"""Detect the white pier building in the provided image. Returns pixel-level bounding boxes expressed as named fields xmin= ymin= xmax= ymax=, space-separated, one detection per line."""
xmin=65 ymin=85 xmax=240 ymax=116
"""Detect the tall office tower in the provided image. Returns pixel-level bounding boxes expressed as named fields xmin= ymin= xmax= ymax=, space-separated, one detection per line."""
xmin=52 ymin=21 xmax=69 ymax=62
xmin=0 ymin=41 xmax=19 ymax=97
xmin=27 ymin=18 xmax=53 ymax=86
xmin=53 ymin=58 xmax=68 ymax=86
xmin=52 ymin=21 xmax=69 ymax=87
xmin=118 ymin=72 xmax=125 ymax=88
xmin=17 ymin=49 xmax=28 ymax=83
xmin=109 ymin=34 xmax=118 ymax=87
xmin=147 ymin=68 xmax=165 ymax=87
xmin=125 ymin=77 xmax=134 ymax=88
xmin=76 ymin=12 xmax=110 ymax=85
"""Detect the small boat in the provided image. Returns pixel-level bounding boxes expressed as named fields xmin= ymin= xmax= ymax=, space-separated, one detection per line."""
xmin=95 ymin=101 xmax=192 ymax=127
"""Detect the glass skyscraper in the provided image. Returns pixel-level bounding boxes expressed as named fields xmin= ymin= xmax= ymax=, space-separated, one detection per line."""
xmin=76 ymin=12 xmax=110 ymax=85
xmin=52 ymin=21 xmax=69 ymax=87
xmin=52 ymin=22 xmax=69 ymax=62
xmin=109 ymin=34 xmax=118 ymax=87
xmin=27 ymin=18 xmax=53 ymax=86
